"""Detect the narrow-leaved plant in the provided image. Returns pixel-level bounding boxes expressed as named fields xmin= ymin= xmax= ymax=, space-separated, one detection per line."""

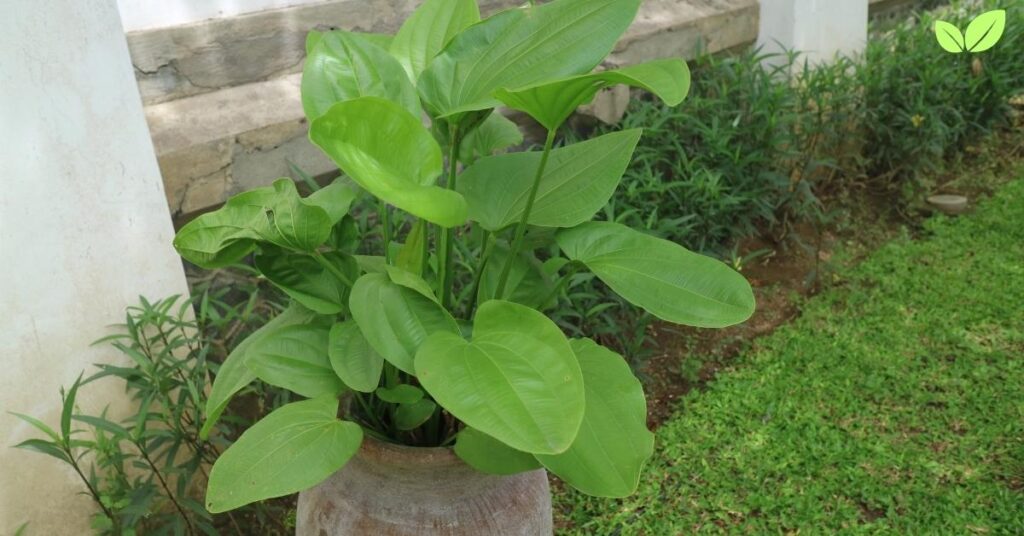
xmin=173 ymin=0 xmax=756 ymax=512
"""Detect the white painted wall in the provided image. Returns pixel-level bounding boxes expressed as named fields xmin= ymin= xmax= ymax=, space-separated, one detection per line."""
xmin=0 ymin=0 xmax=190 ymax=533
xmin=758 ymin=0 xmax=869 ymax=65
xmin=117 ymin=0 xmax=329 ymax=31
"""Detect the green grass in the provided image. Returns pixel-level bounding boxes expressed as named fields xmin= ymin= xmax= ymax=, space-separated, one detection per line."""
xmin=555 ymin=180 xmax=1024 ymax=534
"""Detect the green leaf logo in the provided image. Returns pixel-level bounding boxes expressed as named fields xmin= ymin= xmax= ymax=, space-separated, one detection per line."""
xmin=935 ymin=10 xmax=1007 ymax=53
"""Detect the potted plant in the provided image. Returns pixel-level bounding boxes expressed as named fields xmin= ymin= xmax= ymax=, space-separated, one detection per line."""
xmin=172 ymin=0 xmax=756 ymax=533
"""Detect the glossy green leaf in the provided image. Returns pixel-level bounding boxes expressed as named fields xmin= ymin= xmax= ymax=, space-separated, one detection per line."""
xmin=253 ymin=179 xmax=336 ymax=252
xmin=349 ymin=273 xmax=460 ymax=374
xmin=395 ymin=220 xmax=427 ymax=276
xmin=459 ymin=112 xmax=523 ymax=164
xmin=302 ymin=31 xmax=421 ymax=120
xmin=394 ymin=399 xmax=437 ymax=430
xmin=205 ymin=398 xmax=361 ymax=513
xmin=964 ymin=10 xmax=1006 ymax=52
xmin=476 ymin=244 xmax=554 ymax=309
xmin=328 ymin=321 xmax=384 ymax=393
xmin=385 ymin=265 xmax=437 ymax=302
xmin=454 ymin=427 xmax=541 ymax=475
xmin=389 ymin=0 xmax=480 ymax=81
xmin=376 ymin=384 xmax=425 ymax=404
xmin=309 ymin=97 xmax=468 ymax=228
xmin=418 ymin=0 xmax=641 ymax=119
xmin=535 ymin=338 xmax=653 ymax=497
xmin=305 ymin=180 xmax=359 ymax=223
xmin=556 ymin=222 xmax=755 ymax=327
xmin=415 ymin=300 xmax=585 ymax=454
xmin=934 ymin=21 xmax=965 ymax=53
xmin=246 ymin=324 xmax=346 ymax=399
xmin=496 ymin=59 xmax=691 ymax=130
xmin=172 ymin=201 xmax=263 ymax=269
xmin=201 ymin=304 xmax=318 ymax=439
xmin=255 ymin=248 xmax=357 ymax=314
xmin=459 ymin=130 xmax=641 ymax=231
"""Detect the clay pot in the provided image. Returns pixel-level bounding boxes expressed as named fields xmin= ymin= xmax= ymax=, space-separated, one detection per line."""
xmin=296 ymin=436 xmax=552 ymax=535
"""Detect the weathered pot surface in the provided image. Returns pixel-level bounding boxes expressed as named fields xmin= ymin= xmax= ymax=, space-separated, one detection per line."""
xmin=296 ymin=435 xmax=553 ymax=535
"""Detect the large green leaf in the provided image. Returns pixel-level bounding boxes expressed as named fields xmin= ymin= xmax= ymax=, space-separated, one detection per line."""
xmin=328 ymin=321 xmax=384 ymax=393
xmin=205 ymin=398 xmax=361 ymax=513
xmin=246 ymin=324 xmax=346 ymax=399
xmin=173 ymin=196 xmax=266 ymax=269
xmin=556 ymin=222 xmax=755 ymax=327
xmin=306 ymin=30 xmax=394 ymax=55
xmin=459 ymin=112 xmax=523 ymax=165
xmin=200 ymin=304 xmax=318 ymax=439
xmin=454 ymin=427 xmax=541 ymax=475
xmin=309 ymin=97 xmax=468 ymax=228
xmin=389 ymin=0 xmax=480 ymax=82
xmin=418 ymin=0 xmax=641 ymax=119
xmin=459 ymin=130 xmax=641 ymax=231
xmin=535 ymin=338 xmax=652 ymax=497
xmin=305 ymin=180 xmax=359 ymax=223
xmin=349 ymin=273 xmax=460 ymax=374
xmin=495 ymin=59 xmax=691 ymax=130
xmin=394 ymin=399 xmax=437 ymax=430
xmin=415 ymin=300 xmax=585 ymax=454
xmin=302 ymin=31 xmax=421 ymax=121
xmin=254 ymin=248 xmax=357 ymax=314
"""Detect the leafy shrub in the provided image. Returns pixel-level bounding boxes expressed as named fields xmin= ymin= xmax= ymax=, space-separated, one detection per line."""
xmin=11 ymin=283 xmax=293 ymax=535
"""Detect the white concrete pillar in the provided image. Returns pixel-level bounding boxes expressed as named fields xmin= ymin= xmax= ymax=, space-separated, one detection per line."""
xmin=0 ymin=0 xmax=190 ymax=533
xmin=757 ymin=0 xmax=869 ymax=65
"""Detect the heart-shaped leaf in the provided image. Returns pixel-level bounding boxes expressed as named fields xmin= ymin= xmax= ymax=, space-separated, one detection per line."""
xmin=454 ymin=427 xmax=542 ymax=475
xmin=201 ymin=304 xmax=319 ymax=439
xmin=418 ymin=0 xmax=641 ymax=119
xmin=302 ymin=31 xmax=421 ymax=120
xmin=349 ymin=273 xmax=460 ymax=374
xmin=934 ymin=21 xmax=966 ymax=53
xmin=394 ymin=399 xmax=437 ymax=430
xmin=459 ymin=130 xmax=641 ymax=231
xmin=556 ymin=222 xmax=755 ymax=328
xmin=476 ymin=244 xmax=555 ymax=309
xmin=309 ymin=97 xmax=468 ymax=228
xmin=246 ymin=324 xmax=346 ymax=399
xmin=205 ymin=398 xmax=362 ymax=513
xmin=253 ymin=179 xmax=336 ymax=252
xmin=459 ymin=112 xmax=523 ymax=165
xmin=328 ymin=321 xmax=384 ymax=393
xmin=495 ymin=59 xmax=691 ymax=130
xmin=415 ymin=300 xmax=585 ymax=454
xmin=389 ymin=0 xmax=480 ymax=82
xmin=964 ymin=9 xmax=1006 ymax=53
xmin=535 ymin=338 xmax=653 ymax=497
xmin=254 ymin=247 xmax=357 ymax=314
xmin=376 ymin=384 xmax=425 ymax=405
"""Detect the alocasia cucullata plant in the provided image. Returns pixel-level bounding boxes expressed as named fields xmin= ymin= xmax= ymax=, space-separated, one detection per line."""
xmin=173 ymin=0 xmax=755 ymax=512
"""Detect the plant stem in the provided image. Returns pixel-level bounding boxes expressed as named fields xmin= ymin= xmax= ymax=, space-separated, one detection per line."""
xmin=494 ymin=128 xmax=557 ymax=298
xmin=465 ymin=230 xmax=493 ymax=318
xmin=312 ymin=251 xmax=354 ymax=286
xmin=438 ymin=124 xmax=462 ymax=309
xmin=381 ymin=202 xmax=392 ymax=263
xmin=66 ymin=448 xmax=120 ymax=532
xmin=137 ymin=444 xmax=196 ymax=535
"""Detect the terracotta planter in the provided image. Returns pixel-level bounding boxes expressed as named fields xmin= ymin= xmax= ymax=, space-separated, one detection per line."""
xmin=296 ymin=436 xmax=553 ymax=535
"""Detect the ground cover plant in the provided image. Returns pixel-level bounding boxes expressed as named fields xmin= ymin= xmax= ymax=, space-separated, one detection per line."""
xmin=555 ymin=177 xmax=1024 ymax=533
xmin=169 ymin=0 xmax=754 ymax=514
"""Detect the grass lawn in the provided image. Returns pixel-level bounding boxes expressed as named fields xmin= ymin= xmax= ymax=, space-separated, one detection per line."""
xmin=555 ymin=180 xmax=1024 ymax=534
